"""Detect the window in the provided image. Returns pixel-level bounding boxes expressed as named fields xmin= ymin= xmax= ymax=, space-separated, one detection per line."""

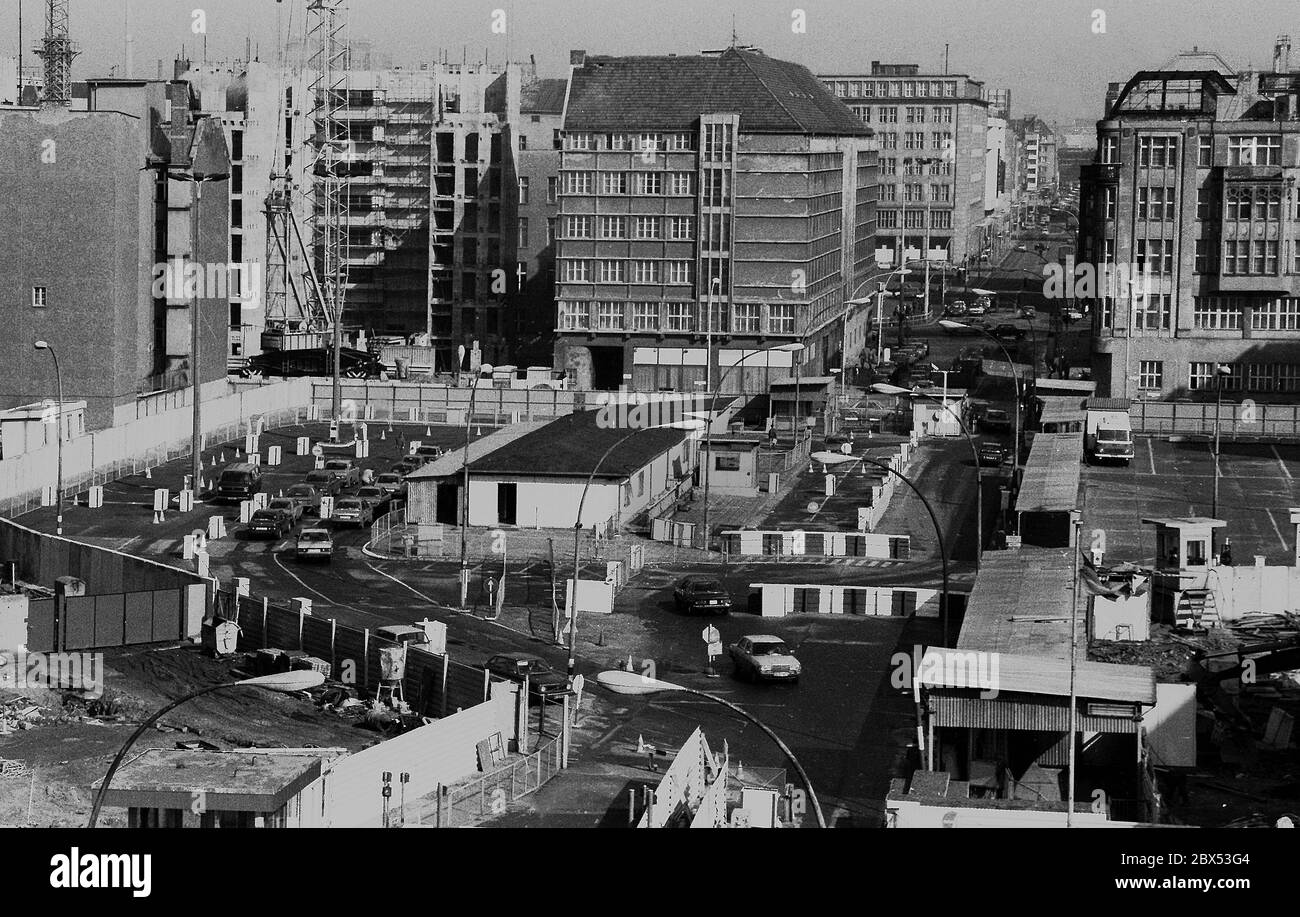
xmin=1104 ymin=186 xmax=1116 ymax=220
xmin=931 ymin=210 xmax=952 ymax=230
xmin=879 ymin=157 xmax=897 ymax=175
xmin=667 ymin=132 xmax=692 ymax=151
xmin=557 ymin=301 xmax=586 ymax=329
xmin=703 ymin=169 xmax=727 ymax=206
xmin=638 ymin=133 xmax=661 ymax=154
xmin=879 ymin=106 xmax=898 ymax=124
xmin=1294 ymin=238 xmax=1300 ymax=273
xmin=1195 ymin=188 xmax=1212 ymax=220
xmin=518 ymin=176 xmax=530 ymax=204
xmin=905 ymin=106 xmax=926 ymax=123
xmin=1193 ymin=296 xmax=1242 ymax=329
xmin=1136 ymin=239 xmax=1173 ymax=274
xmin=1228 ymin=135 xmax=1281 ymax=166
xmin=563 ymin=171 xmax=593 ymax=194
xmin=733 ymin=303 xmax=761 ymax=333
xmin=599 ymin=216 xmax=627 ymax=239
xmin=561 ymin=260 xmax=591 ymax=282
xmin=880 ymin=184 xmax=897 ymax=202
xmin=596 ymin=301 xmax=623 ymax=330
xmin=1101 ymin=135 xmax=1118 ymax=164
xmin=1188 ymin=362 xmax=1215 ymax=390
xmin=931 ymin=184 xmax=951 ymax=202
xmin=1138 ymin=136 xmax=1177 ymax=168
xmin=768 ymin=304 xmax=796 ymax=334
xmin=546 ymin=218 xmax=556 ymax=245
xmin=566 ymin=133 xmax=594 ymax=151
xmin=597 ymin=260 xmax=625 ymax=283
xmin=666 ymin=261 xmax=692 ymax=284
xmin=634 ymin=216 xmax=660 ymax=240
xmin=1251 ymin=297 xmax=1300 ymax=330
xmin=669 ymin=216 xmax=693 ymax=240
xmin=631 ymin=303 xmax=658 ymax=330
xmin=666 ymin=302 xmax=693 ymax=332
xmin=518 ymin=217 xmax=529 ymax=248
xmin=1134 ymin=293 xmax=1171 ymax=331
xmin=670 ymin=172 xmax=692 ymax=195
xmin=932 ymin=106 xmax=952 ymax=123
xmin=546 ymin=177 xmax=558 ymax=203
xmin=714 ymin=454 xmax=740 ymax=472
xmin=563 ymin=215 xmax=592 ymax=238
xmin=877 ymin=209 xmax=898 ymax=228
xmin=703 ymin=124 xmax=732 ymax=162
xmin=1195 ymin=238 xmax=1214 ymax=274
xmin=904 ymin=209 xmax=924 ymax=229
xmin=1138 ymin=360 xmax=1163 ymax=390
xmin=904 ymin=132 xmax=924 ymax=150
xmin=903 ymin=183 xmax=923 ymax=202
xmin=631 ymin=260 xmax=659 ymax=284
xmin=600 ymin=172 xmax=627 ymax=195
xmin=1198 ymin=135 xmax=1213 ymax=166
xmin=31 ymin=286 xmax=47 ymax=308
xmin=880 ymin=132 xmax=898 ymax=150
xmin=634 ymin=172 xmax=663 ymax=195
xmin=518 ymin=134 xmax=528 ymax=151
xmin=606 ymin=133 xmax=629 ymax=150
xmin=1138 ymin=187 xmax=1175 ymax=221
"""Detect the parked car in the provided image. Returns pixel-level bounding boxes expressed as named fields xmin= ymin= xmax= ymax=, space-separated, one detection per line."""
xmin=980 ymin=408 xmax=1013 ymax=433
xmin=991 ymin=323 xmax=1028 ymax=341
xmin=946 ymin=300 xmax=968 ymax=316
xmin=485 ymin=653 xmax=570 ymax=701
xmin=355 ymin=485 xmax=392 ymax=515
xmin=376 ymin=624 xmax=430 ymax=647
xmin=412 ymin=444 xmax=444 ymax=461
xmin=331 ymin=497 xmax=373 ymax=527
xmin=729 ymin=635 xmax=802 ymax=683
xmin=283 ymin=483 xmax=324 ymax=516
xmin=974 ymin=295 xmax=993 ymax=312
xmin=322 ymin=459 xmax=361 ymax=488
xmin=373 ymin=473 xmax=408 ymax=499
xmin=673 ymin=577 xmax=732 ymax=615
xmin=870 ymin=362 xmax=898 ymax=384
xmin=295 ymin=527 xmax=334 ymax=561
xmin=303 ymin=469 xmax=343 ymax=497
xmin=391 ymin=457 xmax=423 ymax=476
xmin=267 ymin=497 xmax=304 ymax=527
xmin=240 ymin=346 xmax=386 ymax=380
xmin=966 ymin=301 xmax=987 ymax=317
xmin=978 ymin=441 xmax=1009 ymax=467
xmin=246 ymin=508 xmax=291 ymax=539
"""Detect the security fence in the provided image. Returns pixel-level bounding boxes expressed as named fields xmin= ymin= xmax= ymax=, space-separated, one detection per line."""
xmin=422 ymin=735 xmax=564 ymax=827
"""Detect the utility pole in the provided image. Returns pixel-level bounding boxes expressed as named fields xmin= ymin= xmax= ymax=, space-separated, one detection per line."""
xmin=1067 ymin=511 xmax=1082 ymax=827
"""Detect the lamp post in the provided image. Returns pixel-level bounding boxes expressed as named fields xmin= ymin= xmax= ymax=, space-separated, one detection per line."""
xmin=595 ymin=669 xmax=827 ymax=828
xmin=820 ymin=451 xmax=951 ymax=644
xmin=873 ymin=382 xmax=983 ymax=568
xmin=1211 ymin=362 xmax=1232 ymax=555
xmin=88 ymin=670 xmax=326 ymax=827
xmin=32 ymin=341 xmax=64 ymax=536
xmin=839 ymin=266 xmax=914 ymax=411
xmin=701 ymin=344 xmax=805 ymax=552
xmin=459 ymin=363 xmax=494 ymax=610
xmin=566 ymin=420 xmax=703 ymax=676
xmin=940 ymin=319 xmax=1025 ymax=482
xmin=705 ymin=276 xmax=722 ymax=395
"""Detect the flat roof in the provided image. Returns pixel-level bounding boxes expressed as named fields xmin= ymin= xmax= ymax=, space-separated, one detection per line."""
xmin=958 ymin=548 xmax=1083 ymax=662
xmin=405 ymin=422 xmax=549 ymax=480
xmin=1085 ymin=397 xmax=1131 ymax=412
xmin=1016 ymin=432 xmax=1082 ymax=512
xmin=1036 ymin=395 xmax=1086 ymax=424
xmin=463 ymin=410 xmax=691 ymax=480
xmin=917 ymin=647 xmax=1157 ymax=704
xmin=92 ymin=749 xmax=323 ymax=812
xmin=1034 ymin=377 xmax=1096 ymax=394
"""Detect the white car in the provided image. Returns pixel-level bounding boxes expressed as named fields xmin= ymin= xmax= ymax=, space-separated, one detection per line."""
xmin=729 ymin=635 xmax=802 ymax=683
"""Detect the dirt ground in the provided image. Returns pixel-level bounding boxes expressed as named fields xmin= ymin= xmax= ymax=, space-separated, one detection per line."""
xmin=0 ymin=642 xmax=379 ymax=827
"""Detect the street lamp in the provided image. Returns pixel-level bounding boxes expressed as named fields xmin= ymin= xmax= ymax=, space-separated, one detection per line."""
xmin=32 ymin=341 xmax=64 ymax=536
xmin=1211 ymin=362 xmax=1233 ymax=555
xmin=88 ymin=670 xmax=326 ymax=827
xmin=816 ymin=451 xmax=952 ymax=644
xmin=565 ymin=419 xmax=704 ymax=676
xmin=700 ymin=344 xmax=804 ymax=551
xmin=872 ymin=382 xmax=983 ymax=568
xmin=595 ymin=668 xmax=827 ymax=828
xmin=840 ymin=266 xmax=914 ymax=406
xmin=939 ymin=319 xmax=1027 ymax=482
xmin=459 ymin=363 xmax=495 ymax=610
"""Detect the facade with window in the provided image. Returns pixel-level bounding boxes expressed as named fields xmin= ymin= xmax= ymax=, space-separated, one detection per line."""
xmin=555 ymin=48 xmax=876 ymax=391
xmin=514 ymin=77 xmax=566 ymax=357
xmin=1079 ymin=52 xmax=1300 ymax=400
xmin=821 ymin=62 xmax=989 ymax=268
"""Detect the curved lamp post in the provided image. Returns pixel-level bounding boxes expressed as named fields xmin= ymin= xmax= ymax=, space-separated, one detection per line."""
xmin=939 ymin=319 xmax=1026 ymax=481
xmin=565 ymin=419 xmax=704 ymax=676
xmin=88 ymin=670 xmax=326 ymax=827
xmin=700 ymin=344 xmax=804 ymax=552
xmin=458 ymin=363 xmax=494 ymax=610
xmin=595 ymin=668 xmax=827 ymax=828
xmin=32 ymin=341 xmax=64 ymax=536
xmin=872 ymin=382 xmax=983 ymax=568
xmin=840 ymin=265 xmax=915 ymax=394
xmin=815 ymin=450 xmax=951 ymax=644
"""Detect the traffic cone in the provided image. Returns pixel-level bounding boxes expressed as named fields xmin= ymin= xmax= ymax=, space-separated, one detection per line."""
xmin=220 ymin=450 xmax=227 ymax=463
xmin=152 ymin=510 xmax=161 ymax=524
xmin=425 ymin=426 xmax=432 ymax=437
xmin=380 ymin=429 xmax=386 ymax=440
xmin=637 ymin=734 xmax=648 ymax=754
xmin=476 ymin=426 xmax=482 ymax=436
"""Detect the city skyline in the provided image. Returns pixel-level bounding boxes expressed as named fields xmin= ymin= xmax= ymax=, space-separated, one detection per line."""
xmin=5 ymin=0 xmax=1300 ymax=122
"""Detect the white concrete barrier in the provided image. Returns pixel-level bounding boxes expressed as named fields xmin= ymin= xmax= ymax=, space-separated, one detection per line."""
xmin=178 ymin=490 xmax=195 ymax=513
xmin=252 ymin=492 xmax=269 ymax=509
xmin=207 ymin=515 xmax=226 ymax=539
xmin=196 ymin=550 xmax=210 ymax=578
xmin=239 ymin=500 xmax=254 ymax=523
xmin=296 ymin=436 xmax=311 ymax=456
xmin=355 ymin=439 xmax=370 ymax=458
xmin=266 ymin=445 xmax=283 ymax=466
xmin=87 ymin=485 xmax=104 ymax=509
xmin=290 ymin=597 xmax=313 ymax=616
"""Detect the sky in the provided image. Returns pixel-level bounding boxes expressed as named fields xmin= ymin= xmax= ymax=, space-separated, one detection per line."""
xmin=4 ymin=0 xmax=1300 ymax=122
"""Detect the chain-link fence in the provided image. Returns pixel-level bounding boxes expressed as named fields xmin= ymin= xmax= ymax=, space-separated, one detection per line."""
xmin=422 ymin=736 xmax=563 ymax=827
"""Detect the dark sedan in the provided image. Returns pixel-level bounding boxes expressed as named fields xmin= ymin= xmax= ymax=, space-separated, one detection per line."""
xmin=485 ymin=653 xmax=571 ymax=702
xmin=673 ymin=576 xmax=732 ymax=615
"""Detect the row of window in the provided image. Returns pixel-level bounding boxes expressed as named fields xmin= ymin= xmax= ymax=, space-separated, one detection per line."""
xmin=876 ymin=209 xmax=952 ymax=229
xmin=1096 ymin=237 xmax=1291 ymax=277
xmin=560 ymin=214 xmax=695 ymax=241
xmin=877 ymin=131 xmax=954 ymax=151
xmin=848 ymin=105 xmax=956 ymax=125
xmin=561 ymin=171 xmax=694 ymax=196
xmin=1094 ymin=295 xmax=1300 ymax=332
xmin=879 ymin=157 xmax=953 ymax=176
xmin=557 ymin=300 xmax=798 ymax=334
xmin=880 ymin=183 xmax=952 ymax=203
xmin=1138 ymin=360 xmax=1300 ymax=392
xmin=1099 ymin=134 xmax=1284 ymax=168
xmin=558 ymin=259 xmax=695 ymax=284
xmin=828 ymin=79 xmax=961 ymax=99
xmin=563 ymin=132 xmax=695 ymax=153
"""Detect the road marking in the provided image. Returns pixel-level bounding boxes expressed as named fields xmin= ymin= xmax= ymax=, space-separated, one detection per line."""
xmin=365 ymin=562 xmax=446 ymax=607
xmin=1273 ymin=445 xmax=1292 ymax=480
xmin=272 ymin=551 xmax=364 ymax=614
xmin=800 ymin=639 xmax=884 ymax=646
xmin=1146 ymin=438 xmax=1156 ymax=476
xmin=1265 ymin=508 xmax=1290 ymax=553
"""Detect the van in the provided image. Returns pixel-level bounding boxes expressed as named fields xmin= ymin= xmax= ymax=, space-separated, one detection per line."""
xmin=217 ymin=462 xmax=263 ymax=503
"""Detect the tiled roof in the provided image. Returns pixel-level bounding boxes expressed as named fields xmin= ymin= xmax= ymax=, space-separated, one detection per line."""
xmin=521 ymin=78 xmax=568 ymax=114
xmin=564 ymin=48 xmax=872 ymax=136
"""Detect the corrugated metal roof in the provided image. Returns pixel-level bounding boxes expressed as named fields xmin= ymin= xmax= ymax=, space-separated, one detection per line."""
xmin=918 ymin=647 xmax=1155 ymax=704
xmin=1085 ymin=397 xmax=1131 ymax=412
xmin=1034 ymin=377 xmax=1096 ymax=395
xmin=958 ymin=548 xmax=1082 ymax=660
xmin=928 ymin=693 xmax=1144 ymax=732
xmin=1037 ymin=395 xmax=1086 ymax=424
xmin=1015 ymin=432 xmax=1082 ymax=512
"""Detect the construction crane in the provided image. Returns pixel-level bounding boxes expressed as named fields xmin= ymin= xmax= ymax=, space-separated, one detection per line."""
xmin=34 ymin=0 xmax=79 ymax=105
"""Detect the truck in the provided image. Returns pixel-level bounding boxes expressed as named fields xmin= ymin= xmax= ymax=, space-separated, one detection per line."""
xmin=1084 ymin=397 xmax=1134 ymax=465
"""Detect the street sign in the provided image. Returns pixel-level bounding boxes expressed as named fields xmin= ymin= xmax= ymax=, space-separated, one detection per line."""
xmin=701 ymin=624 xmax=720 ymax=644
xmin=707 ymin=641 xmax=723 ymax=658
xmin=311 ymin=444 xmax=324 ymax=457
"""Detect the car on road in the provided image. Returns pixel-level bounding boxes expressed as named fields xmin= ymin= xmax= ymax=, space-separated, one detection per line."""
xmin=978 ymin=441 xmax=1009 ymax=467
xmin=965 ymin=301 xmax=987 ymax=317
xmin=412 ymin=444 xmax=445 ymax=462
xmin=284 ymin=483 xmax=325 ymax=516
xmin=322 ymin=459 xmax=361 ymax=488
xmin=376 ymin=624 xmax=431 ymax=647
xmin=729 ymin=635 xmax=801 ymax=683
xmin=267 ymin=497 xmax=304 ymax=527
xmin=673 ymin=576 xmax=733 ymax=615
xmin=944 ymin=301 xmax=967 ymax=316
xmin=355 ymin=485 xmax=393 ymax=516
xmin=331 ymin=497 xmax=373 ymax=527
xmin=391 ymin=457 xmax=423 ymax=477
xmin=216 ymin=462 xmax=263 ymax=503
xmin=304 ymin=469 xmax=343 ymax=497
xmin=295 ymin=527 xmax=333 ymax=561
xmin=979 ymin=408 xmax=1013 ymax=433
xmin=373 ymin=472 xmax=408 ymax=500
xmin=246 ymin=508 xmax=292 ymax=539
xmin=991 ymin=323 xmax=1028 ymax=341
xmin=485 ymin=653 xmax=570 ymax=701
xmin=974 ymin=295 xmax=993 ymax=312
xmin=870 ymin=361 xmax=898 ymax=384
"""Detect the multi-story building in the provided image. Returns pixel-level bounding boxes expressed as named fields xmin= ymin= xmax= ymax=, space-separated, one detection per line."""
xmin=822 ymin=62 xmax=988 ymax=269
xmin=513 ymin=75 xmax=566 ymax=363
xmin=554 ymin=48 xmax=877 ymax=391
xmin=1013 ymin=115 xmax=1059 ymax=197
xmin=0 ymin=79 xmax=230 ymax=428
xmin=1078 ymin=39 xmax=1300 ymax=400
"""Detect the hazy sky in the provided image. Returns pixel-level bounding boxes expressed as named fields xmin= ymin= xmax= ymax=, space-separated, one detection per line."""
xmin=4 ymin=0 xmax=1300 ymax=121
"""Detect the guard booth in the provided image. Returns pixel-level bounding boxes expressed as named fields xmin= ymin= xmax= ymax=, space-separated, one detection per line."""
xmin=1142 ymin=517 xmax=1227 ymax=629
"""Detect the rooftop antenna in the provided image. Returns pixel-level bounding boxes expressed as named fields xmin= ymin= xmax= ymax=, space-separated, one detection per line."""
xmin=36 ymin=0 xmax=80 ymax=105
xmin=944 ymin=43 xmax=949 ymax=75
xmin=731 ymin=14 xmax=737 ymax=47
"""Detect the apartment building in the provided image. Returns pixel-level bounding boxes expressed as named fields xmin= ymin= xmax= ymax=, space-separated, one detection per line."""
xmin=822 ymin=63 xmax=988 ymax=269
xmin=0 ymin=79 xmax=230 ymax=428
xmin=1078 ymin=40 xmax=1300 ymax=400
xmin=1013 ymin=115 xmax=1058 ymax=196
xmin=513 ymin=76 xmax=566 ymax=362
xmin=555 ymin=48 xmax=877 ymax=391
